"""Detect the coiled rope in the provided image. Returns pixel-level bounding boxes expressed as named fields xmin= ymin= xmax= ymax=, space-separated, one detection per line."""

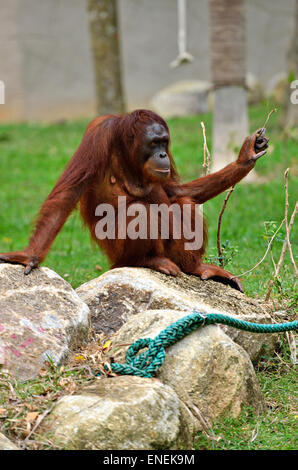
xmin=105 ymin=311 xmax=297 ymax=378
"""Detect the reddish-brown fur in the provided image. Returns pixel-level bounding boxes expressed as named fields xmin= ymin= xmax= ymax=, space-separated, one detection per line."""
xmin=0 ymin=110 xmax=269 ymax=291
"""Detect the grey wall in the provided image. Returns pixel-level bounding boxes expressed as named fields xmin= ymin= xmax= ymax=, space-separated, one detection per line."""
xmin=0 ymin=0 xmax=96 ymax=122
xmin=119 ymin=0 xmax=296 ymax=109
xmin=119 ymin=0 xmax=210 ymax=109
xmin=0 ymin=0 xmax=24 ymax=121
xmin=0 ymin=0 xmax=296 ymax=122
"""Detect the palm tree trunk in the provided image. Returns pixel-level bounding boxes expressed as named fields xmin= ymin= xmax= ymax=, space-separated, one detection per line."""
xmin=87 ymin=0 xmax=125 ymax=115
xmin=209 ymin=0 xmax=249 ymax=173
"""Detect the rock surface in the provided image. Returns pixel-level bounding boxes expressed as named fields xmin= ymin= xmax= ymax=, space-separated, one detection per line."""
xmin=0 ymin=432 xmax=19 ymax=450
xmin=76 ymin=267 xmax=277 ymax=360
xmin=111 ymin=309 xmax=266 ymax=422
xmin=151 ymin=80 xmax=211 ymax=118
xmin=0 ymin=264 xmax=90 ymax=381
xmin=44 ymin=375 xmax=197 ymax=450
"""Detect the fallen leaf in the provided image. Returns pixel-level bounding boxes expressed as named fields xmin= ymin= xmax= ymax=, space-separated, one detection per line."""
xmin=75 ymin=355 xmax=86 ymax=362
xmin=66 ymin=381 xmax=77 ymax=393
xmin=58 ymin=377 xmax=77 ymax=393
xmin=0 ymin=408 xmax=7 ymax=417
xmin=25 ymin=412 xmax=39 ymax=423
xmin=103 ymin=340 xmax=112 ymax=350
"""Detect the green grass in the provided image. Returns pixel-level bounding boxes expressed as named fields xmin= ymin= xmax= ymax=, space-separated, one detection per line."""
xmin=0 ymin=101 xmax=297 ymax=449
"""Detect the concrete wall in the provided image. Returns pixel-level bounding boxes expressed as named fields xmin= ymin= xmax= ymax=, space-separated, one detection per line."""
xmin=0 ymin=0 xmax=296 ymax=122
xmin=0 ymin=0 xmax=96 ymax=122
xmin=0 ymin=0 xmax=24 ymax=121
xmin=119 ymin=0 xmax=296 ymax=109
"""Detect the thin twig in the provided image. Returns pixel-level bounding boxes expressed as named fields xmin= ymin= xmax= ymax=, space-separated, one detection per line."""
xmin=201 ymin=121 xmax=211 ymax=175
xmin=265 ymin=192 xmax=298 ymax=300
xmin=7 ymin=381 xmax=17 ymax=399
xmin=274 ymin=351 xmax=294 ymax=370
xmin=234 ymin=167 xmax=297 ymax=284
xmin=269 ymin=249 xmax=277 ymax=271
xmin=284 ymin=168 xmax=298 ymax=282
xmin=285 ymin=331 xmax=297 ymax=365
xmin=233 ymin=218 xmax=285 ymax=279
xmin=217 ymin=186 xmax=235 ymax=267
xmin=258 ymin=108 xmax=277 ymax=135
xmin=250 ymin=422 xmax=260 ymax=443
xmin=215 ymin=109 xmax=277 ymax=269
xmin=264 ymin=223 xmax=277 ymax=272
xmin=185 ymin=400 xmax=221 ymax=443
xmin=24 ymin=404 xmax=56 ymax=443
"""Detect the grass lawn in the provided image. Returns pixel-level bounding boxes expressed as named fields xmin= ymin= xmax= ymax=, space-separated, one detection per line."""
xmin=0 ymin=101 xmax=297 ymax=449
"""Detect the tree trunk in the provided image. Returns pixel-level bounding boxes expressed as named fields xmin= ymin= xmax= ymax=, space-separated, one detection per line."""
xmin=87 ymin=0 xmax=125 ymax=115
xmin=209 ymin=0 xmax=249 ymax=174
xmin=285 ymin=0 xmax=298 ymax=128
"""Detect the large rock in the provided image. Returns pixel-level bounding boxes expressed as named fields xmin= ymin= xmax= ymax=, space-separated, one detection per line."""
xmin=0 ymin=432 xmax=19 ymax=450
xmin=76 ymin=267 xmax=277 ymax=361
xmin=44 ymin=375 xmax=197 ymax=450
xmin=150 ymin=80 xmax=211 ymax=118
xmin=111 ymin=309 xmax=266 ymax=423
xmin=0 ymin=264 xmax=90 ymax=381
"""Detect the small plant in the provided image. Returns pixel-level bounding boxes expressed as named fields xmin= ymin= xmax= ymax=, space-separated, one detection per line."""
xmin=206 ymin=239 xmax=239 ymax=268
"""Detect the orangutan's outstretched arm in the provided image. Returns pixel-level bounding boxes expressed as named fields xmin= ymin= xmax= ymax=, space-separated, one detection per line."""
xmin=176 ymin=129 xmax=269 ymax=203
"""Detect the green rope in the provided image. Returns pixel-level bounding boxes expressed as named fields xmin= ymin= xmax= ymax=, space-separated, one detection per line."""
xmin=106 ymin=311 xmax=297 ymax=378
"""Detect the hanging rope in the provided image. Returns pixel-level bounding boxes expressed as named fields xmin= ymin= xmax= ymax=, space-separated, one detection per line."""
xmin=170 ymin=0 xmax=194 ymax=68
xmin=105 ymin=311 xmax=298 ymax=378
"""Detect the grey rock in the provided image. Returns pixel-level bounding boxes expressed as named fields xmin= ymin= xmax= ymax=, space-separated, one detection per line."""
xmin=151 ymin=80 xmax=211 ymax=118
xmin=0 ymin=264 xmax=90 ymax=381
xmin=0 ymin=432 xmax=19 ymax=450
xmin=76 ymin=267 xmax=277 ymax=360
xmin=111 ymin=309 xmax=266 ymax=423
xmin=44 ymin=375 xmax=197 ymax=450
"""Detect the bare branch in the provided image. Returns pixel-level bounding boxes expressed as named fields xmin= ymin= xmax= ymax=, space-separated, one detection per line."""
xmin=258 ymin=108 xmax=277 ymax=135
xmin=284 ymin=168 xmax=298 ymax=281
xmin=264 ymin=222 xmax=277 ymax=271
xmin=185 ymin=400 xmax=221 ymax=443
xmin=24 ymin=403 xmax=55 ymax=443
xmin=286 ymin=331 xmax=297 ymax=365
xmin=233 ymin=218 xmax=285 ymax=279
xmin=217 ymin=186 xmax=235 ymax=267
xmin=216 ymin=108 xmax=277 ymax=270
xmin=201 ymin=121 xmax=211 ymax=175
xmin=264 ymin=169 xmax=297 ymax=300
